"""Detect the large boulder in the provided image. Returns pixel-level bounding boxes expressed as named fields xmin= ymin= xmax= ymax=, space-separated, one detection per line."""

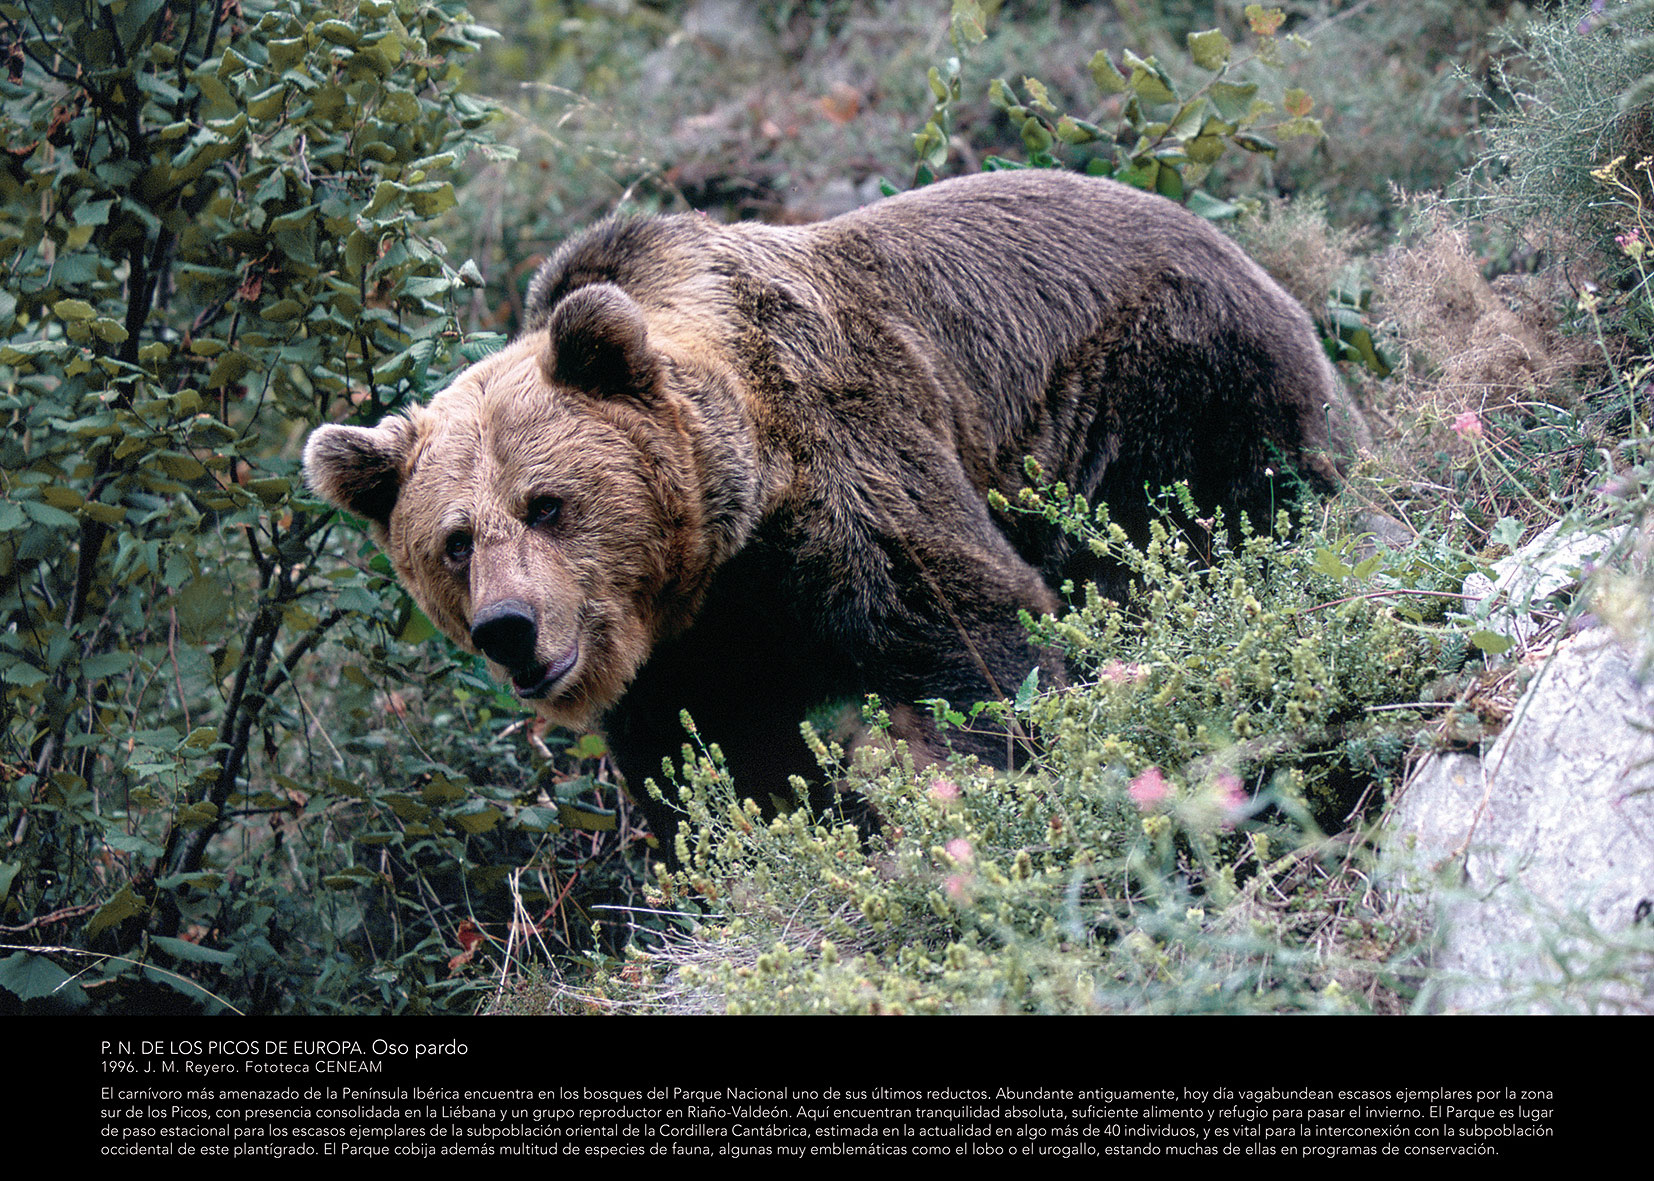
xmin=1387 ymin=627 xmax=1654 ymax=1012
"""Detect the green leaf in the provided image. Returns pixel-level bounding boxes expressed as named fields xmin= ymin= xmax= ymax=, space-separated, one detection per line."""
xmin=268 ymin=37 xmax=307 ymax=71
xmin=53 ymin=299 xmax=97 ymax=322
xmin=0 ymin=657 xmax=47 ymax=688
xmin=1277 ymin=116 xmax=1324 ymax=140
xmin=514 ymin=805 xmax=562 ymax=833
xmin=1490 ymin=517 xmax=1525 ymax=549
xmin=1014 ymin=666 xmax=1040 ymax=710
xmin=150 ymin=936 xmax=237 ymax=966
xmin=316 ymin=20 xmax=359 ymax=45
xmin=323 ymin=866 xmax=378 ymax=889
xmin=397 ymin=604 xmax=438 ymax=645
xmin=1231 ymin=131 xmax=1278 ymax=156
xmin=403 ymin=275 xmax=456 ymax=300
xmin=451 ymin=804 xmax=503 ymax=834
xmin=1089 ymin=50 xmax=1128 ymax=95
xmin=1187 ymin=28 xmax=1232 ymax=71
xmin=1245 ymin=5 xmax=1287 ymax=37
xmin=912 ymin=121 xmax=948 ymax=171
xmin=206 ymin=351 xmax=253 ymax=389
xmin=181 ymin=726 xmax=220 ymax=750
xmin=557 ymin=803 xmax=616 ymax=832
xmin=1154 ymin=164 xmax=1184 ymax=200
xmin=22 ymin=500 xmax=79 ymax=528
xmin=173 ymin=576 xmax=224 ymax=641
xmin=1022 ymin=76 xmax=1056 ymax=114
xmin=1122 ymin=49 xmax=1178 ymax=104
xmin=248 ymin=477 xmax=290 ymax=502
xmin=83 ymin=650 xmax=133 ymax=679
xmin=1020 ymin=118 xmax=1054 ymax=155
xmin=569 ymin=733 xmax=609 ymax=759
xmin=1055 ymin=116 xmax=1101 ymax=145
xmin=175 ymin=801 xmax=219 ymax=827
xmin=75 ymin=198 xmax=115 ymax=226
xmin=0 ymin=952 xmax=81 ymax=1005
xmin=86 ymin=883 xmax=146 ymax=941
xmin=1168 ymin=99 xmax=1210 ymax=141
xmin=1207 ymin=81 xmax=1259 ymax=123
xmin=155 ymin=451 xmax=208 ymax=480
xmin=1186 ymin=135 xmax=1226 ymax=166
xmin=380 ymin=90 xmax=419 ymax=124
xmin=1311 ymin=548 xmax=1352 ymax=579
xmin=949 ymin=0 xmax=987 ymax=48
xmin=1470 ymin=630 xmax=1514 ymax=656
xmin=1114 ymin=159 xmax=1159 ymax=191
xmin=1326 ymin=309 xmax=1390 ymax=376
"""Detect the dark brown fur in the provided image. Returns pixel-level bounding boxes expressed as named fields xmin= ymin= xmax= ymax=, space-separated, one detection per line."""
xmin=304 ymin=171 xmax=1364 ymax=859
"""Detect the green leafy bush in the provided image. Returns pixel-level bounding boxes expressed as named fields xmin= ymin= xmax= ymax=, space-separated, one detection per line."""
xmin=0 ymin=0 xmax=530 ymax=1013
xmin=913 ymin=1 xmax=1323 ymax=212
xmin=1015 ymin=489 xmax=1444 ymax=828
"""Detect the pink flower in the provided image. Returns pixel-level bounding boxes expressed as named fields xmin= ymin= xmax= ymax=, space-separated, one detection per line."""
xmin=1102 ymin=660 xmax=1148 ymax=685
xmin=944 ymin=874 xmax=970 ymax=902
xmin=1216 ymin=772 xmax=1249 ymax=828
xmin=1217 ymin=767 xmax=1250 ymax=833
xmin=1451 ymin=411 xmax=1484 ymax=439
xmin=1129 ymin=767 xmax=1170 ymax=809
xmin=945 ymin=838 xmax=973 ymax=865
xmin=929 ymin=777 xmax=960 ymax=800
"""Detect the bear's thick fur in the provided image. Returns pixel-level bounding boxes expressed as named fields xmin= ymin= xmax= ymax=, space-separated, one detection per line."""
xmin=304 ymin=170 xmax=1364 ymax=856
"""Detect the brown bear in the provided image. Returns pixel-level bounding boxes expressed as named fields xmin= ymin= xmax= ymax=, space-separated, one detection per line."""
xmin=303 ymin=169 xmax=1364 ymax=859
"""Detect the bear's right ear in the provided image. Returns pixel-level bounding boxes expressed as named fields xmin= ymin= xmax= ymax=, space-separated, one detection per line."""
xmin=302 ymin=418 xmax=416 ymax=532
xmin=543 ymin=283 xmax=660 ymax=403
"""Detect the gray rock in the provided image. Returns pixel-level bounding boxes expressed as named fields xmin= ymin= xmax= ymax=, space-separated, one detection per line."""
xmin=1462 ymin=520 xmax=1627 ymax=649
xmin=1387 ymin=630 xmax=1654 ymax=1012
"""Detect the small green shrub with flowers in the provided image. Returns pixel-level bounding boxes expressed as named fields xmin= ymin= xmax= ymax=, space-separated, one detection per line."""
xmin=1019 ymin=489 xmax=1447 ymax=832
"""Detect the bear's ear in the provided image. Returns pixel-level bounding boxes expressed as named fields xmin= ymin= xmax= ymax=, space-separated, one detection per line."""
xmin=543 ymin=283 xmax=660 ymax=403
xmin=302 ymin=418 xmax=416 ymax=531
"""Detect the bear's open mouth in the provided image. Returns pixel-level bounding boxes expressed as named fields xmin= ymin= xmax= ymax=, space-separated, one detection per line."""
xmin=513 ymin=642 xmax=579 ymax=699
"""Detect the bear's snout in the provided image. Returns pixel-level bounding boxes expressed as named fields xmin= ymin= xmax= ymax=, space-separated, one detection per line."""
xmin=470 ymin=598 xmax=580 ymax=699
xmin=470 ymin=599 xmax=538 ymax=672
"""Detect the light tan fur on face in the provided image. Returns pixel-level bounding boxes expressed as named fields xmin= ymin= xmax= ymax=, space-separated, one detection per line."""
xmin=375 ymin=339 xmax=696 ymax=727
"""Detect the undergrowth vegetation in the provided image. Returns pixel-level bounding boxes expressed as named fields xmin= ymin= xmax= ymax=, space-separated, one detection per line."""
xmin=5 ymin=0 xmax=1652 ymax=1015
xmin=555 ymin=497 xmax=1443 ymax=1016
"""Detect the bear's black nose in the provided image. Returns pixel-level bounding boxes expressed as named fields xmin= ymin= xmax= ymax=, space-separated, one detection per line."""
xmin=470 ymin=599 xmax=537 ymax=670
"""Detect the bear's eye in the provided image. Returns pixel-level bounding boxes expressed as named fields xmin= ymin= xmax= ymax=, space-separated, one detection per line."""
xmin=443 ymin=530 xmax=473 ymax=564
xmin=525 ymin=496 xmax=563 ymax=530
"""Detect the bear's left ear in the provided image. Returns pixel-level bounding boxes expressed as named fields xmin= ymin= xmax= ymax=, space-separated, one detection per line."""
xmin=302 ymin=417 xmax=417 ymax=533
xmin=543 ymin=283 xmax=661 ymax=403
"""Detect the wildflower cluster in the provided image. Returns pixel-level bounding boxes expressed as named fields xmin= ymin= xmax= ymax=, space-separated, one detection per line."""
xmin=1590 ymin=154 xmax=1654 ymax=379
xmin=1022 ymin=490 xmax=1442 ymax=831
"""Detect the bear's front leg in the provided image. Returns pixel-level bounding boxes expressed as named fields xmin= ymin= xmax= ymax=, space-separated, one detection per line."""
xmin=600 ymin=566 xmax=847 ymax=865
xmin=830 ymin=484 xmax=1068 ymax=775
xmin=865 ymin=551 xmax=1063 ymax=775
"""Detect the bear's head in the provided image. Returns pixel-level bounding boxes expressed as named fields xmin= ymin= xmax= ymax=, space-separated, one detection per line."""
xmin=303 ymin=283 xmax=744 ymax=727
